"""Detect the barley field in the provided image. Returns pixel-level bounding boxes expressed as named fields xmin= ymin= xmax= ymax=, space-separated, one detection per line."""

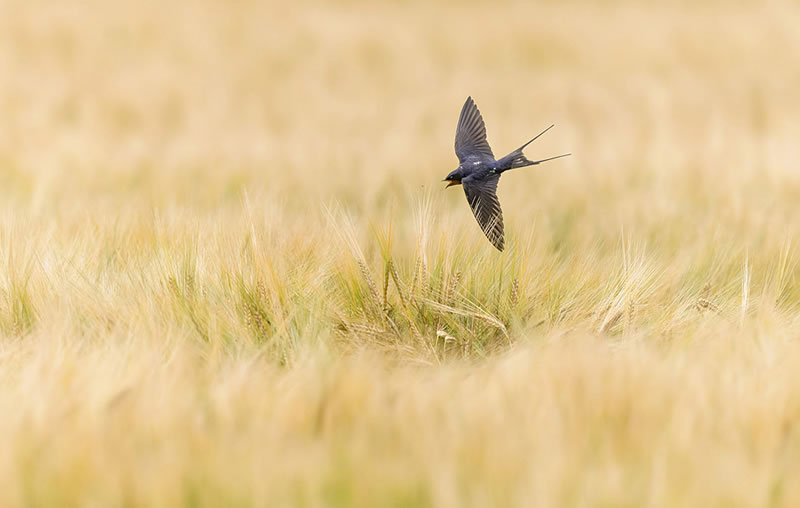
xmin=1 ymin=0 xmax=800 ymax=506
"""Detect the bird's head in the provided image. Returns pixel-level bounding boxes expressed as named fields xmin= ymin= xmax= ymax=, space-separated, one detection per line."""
xmin=443 ymin=169 xmax=462 ymax=188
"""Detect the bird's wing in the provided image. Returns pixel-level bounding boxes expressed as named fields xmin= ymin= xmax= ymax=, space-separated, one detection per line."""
xmin=463 ymin=174 xmax=504 ymax=251
xmin=454 ymin=96 xmax=494 ymax=163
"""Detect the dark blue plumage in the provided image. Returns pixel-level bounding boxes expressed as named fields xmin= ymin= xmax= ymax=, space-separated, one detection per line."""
xmin=444 ymin=96 xmax=570 ymax=251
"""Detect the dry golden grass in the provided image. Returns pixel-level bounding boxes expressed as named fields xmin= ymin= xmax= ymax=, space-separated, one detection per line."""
xmin=2 ymin=0 xmax=800 ymax=506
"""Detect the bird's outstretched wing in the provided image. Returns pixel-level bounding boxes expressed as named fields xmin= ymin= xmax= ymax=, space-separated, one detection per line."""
xmin=455 ymin=96 xmax=494 ymax=163
xmin=463 ymin=174 xmax=504 ymax=251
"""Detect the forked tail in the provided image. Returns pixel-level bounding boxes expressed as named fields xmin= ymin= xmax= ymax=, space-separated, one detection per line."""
xmin=495 ymin=124 xmax=570 ymax=171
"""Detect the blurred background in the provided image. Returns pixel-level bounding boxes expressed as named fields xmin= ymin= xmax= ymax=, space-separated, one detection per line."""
xmin=3 ymin=2 xmax=800 ymax=505
xmin=2 ymin=0 xmax=798 ymax=233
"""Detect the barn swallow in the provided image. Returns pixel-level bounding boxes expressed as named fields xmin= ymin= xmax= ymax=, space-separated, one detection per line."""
xmin=444 ymin=96 xmax=570 ymax=251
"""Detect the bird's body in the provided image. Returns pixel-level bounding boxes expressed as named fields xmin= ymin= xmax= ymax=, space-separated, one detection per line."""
xmin=444 ymin=96 xmax=570 ymax=251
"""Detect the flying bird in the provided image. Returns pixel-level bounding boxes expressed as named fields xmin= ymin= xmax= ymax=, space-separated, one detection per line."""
xmin=444 ymin=96 xmax=570 ymax=251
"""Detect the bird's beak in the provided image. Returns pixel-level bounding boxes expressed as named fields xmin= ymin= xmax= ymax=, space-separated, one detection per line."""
xmin=443 ymin=179 xmax=459 ymax=188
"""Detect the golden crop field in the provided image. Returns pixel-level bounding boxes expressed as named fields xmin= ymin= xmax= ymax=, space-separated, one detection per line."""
xmin=2 ymin=0 xmax=800 ymax=506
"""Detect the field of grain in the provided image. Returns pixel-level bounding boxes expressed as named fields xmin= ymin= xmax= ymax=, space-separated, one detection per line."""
xmin=2 ymin=0 xmax=800 ymax=506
